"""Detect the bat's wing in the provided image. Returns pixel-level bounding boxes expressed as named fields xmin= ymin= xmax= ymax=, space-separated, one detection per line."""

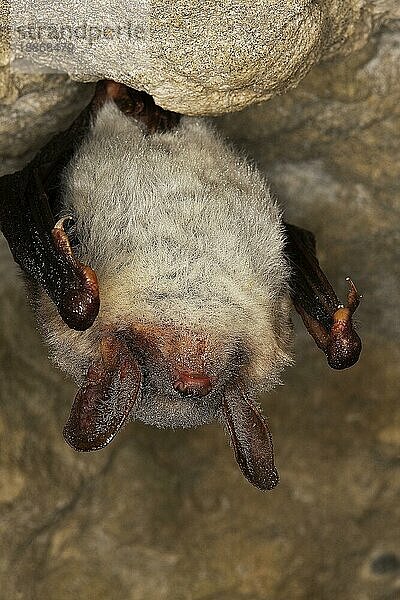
xmin=0 ymin=81 xmax=180 ymax=330
xmin=284 ymin=222 xmax=361 ymax=369
xmin=63 ymin=335 xmax=142 ymax=451
xmin=0 ymin=95 xmax=100 ymax=330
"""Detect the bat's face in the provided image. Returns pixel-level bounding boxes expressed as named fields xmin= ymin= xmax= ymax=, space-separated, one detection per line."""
xmin=126 ymin=323 xmax=242 ymax=428
xmin=38 ymin=266 xmax=293 ymax=420
xmin=37 ymin=263 xmax=293 ymax=492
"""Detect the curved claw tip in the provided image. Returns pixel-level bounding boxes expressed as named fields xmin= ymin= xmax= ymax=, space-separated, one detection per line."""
xmin=54 ymin=215 xmax=74 ymax=229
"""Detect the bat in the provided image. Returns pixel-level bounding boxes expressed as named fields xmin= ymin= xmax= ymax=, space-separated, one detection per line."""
xmin=0 ymin=81 xmax=361 ymax=491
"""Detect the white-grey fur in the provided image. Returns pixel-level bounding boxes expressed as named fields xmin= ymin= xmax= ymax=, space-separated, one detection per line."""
xmin=37 ymin=100 xmax=293 ymax=428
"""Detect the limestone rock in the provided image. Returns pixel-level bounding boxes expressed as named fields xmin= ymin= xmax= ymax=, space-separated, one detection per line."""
xmin=0 ymin=70 xmax=93 ymax=175
xmin=2 ymin=0 xmax=399 ymax=115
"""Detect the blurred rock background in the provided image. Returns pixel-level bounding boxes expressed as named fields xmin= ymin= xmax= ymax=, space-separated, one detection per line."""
xmin=0 ymin=20 xmax=400 ymax=600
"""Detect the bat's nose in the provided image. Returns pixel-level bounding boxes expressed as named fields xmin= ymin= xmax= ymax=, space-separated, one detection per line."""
xmin=173 ymin=371 xmax=212 ymax=397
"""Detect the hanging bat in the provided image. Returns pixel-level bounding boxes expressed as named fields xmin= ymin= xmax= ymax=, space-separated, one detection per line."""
xmin=0 ymin=81 xmax=361 ymax=491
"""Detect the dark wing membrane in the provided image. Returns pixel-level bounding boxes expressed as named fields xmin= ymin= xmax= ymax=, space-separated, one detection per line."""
xmin=284 ymin=223 xmax=339 ymax=331
xmin=284 ymin=222 xmax=361 ymax=369
xmin=0 ymin=101 xmax=99 ymax=330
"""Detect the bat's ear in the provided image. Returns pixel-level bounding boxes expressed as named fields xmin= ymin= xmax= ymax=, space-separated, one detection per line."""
xmin=63 ymin=335 xmax=142 ymax=451
xmin=0 ymin=86 xmax=104 ymax=330
xmin=221 ymin=386 xmax=279 ymax=491
xmin=284 ymin=222 xmax=362 ymax=369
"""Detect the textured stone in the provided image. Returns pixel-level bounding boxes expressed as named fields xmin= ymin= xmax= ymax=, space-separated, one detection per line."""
xmin=0 ymin=66 xmax=12 ymax=100
xmin=0 ymin=70 xmax=93 ymax=175
xmin=0 ymin=26 xmax=399 ymax=600
xmin=378 ymin=426 xmax=400 ymax=447
xmin=2 ymin=0 xmax=400 ymax=114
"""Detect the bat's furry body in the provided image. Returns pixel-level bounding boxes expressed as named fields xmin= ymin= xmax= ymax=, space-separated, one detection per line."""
xmin=0 ymin=81 xmax=361 ymax=490
xmin=39 ymin=101 xmax=293 ymax=429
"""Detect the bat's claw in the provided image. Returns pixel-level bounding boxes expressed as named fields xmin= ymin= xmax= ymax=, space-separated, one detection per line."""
xmin=345 ymin=277 xmax=362 ymax=313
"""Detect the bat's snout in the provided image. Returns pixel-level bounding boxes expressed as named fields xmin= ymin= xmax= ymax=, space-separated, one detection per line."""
xmin=131 ymin=323 xmax=223 ymax=400
xmin=173 ymin=370 xmax=213 ymax=397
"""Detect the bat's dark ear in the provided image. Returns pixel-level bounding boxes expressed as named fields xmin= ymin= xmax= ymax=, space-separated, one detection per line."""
xmin=63 ymin=335 xmax=142 ymax=451
xmin=0 ymin=87 xmax=103 ymax=330
xmin=221 ymin=386 xmax=279 ymax=491
xmin=284 ymin=222 xmax=362 ymax=369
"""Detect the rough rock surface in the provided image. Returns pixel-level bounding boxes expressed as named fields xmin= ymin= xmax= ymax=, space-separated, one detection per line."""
xmin=1 ymin=0 xmax=399 ymax=114
xmin=0 ymin=68 xmax=94 ymax=176
xmin=1 ymin=28 xmax=400 ymax=600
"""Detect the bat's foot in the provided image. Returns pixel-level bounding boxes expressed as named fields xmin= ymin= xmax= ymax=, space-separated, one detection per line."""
xmin=326 ymin=278 xmax=362 ymax=369
xmin=52 ymin=217 xmax=100 ymax=330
